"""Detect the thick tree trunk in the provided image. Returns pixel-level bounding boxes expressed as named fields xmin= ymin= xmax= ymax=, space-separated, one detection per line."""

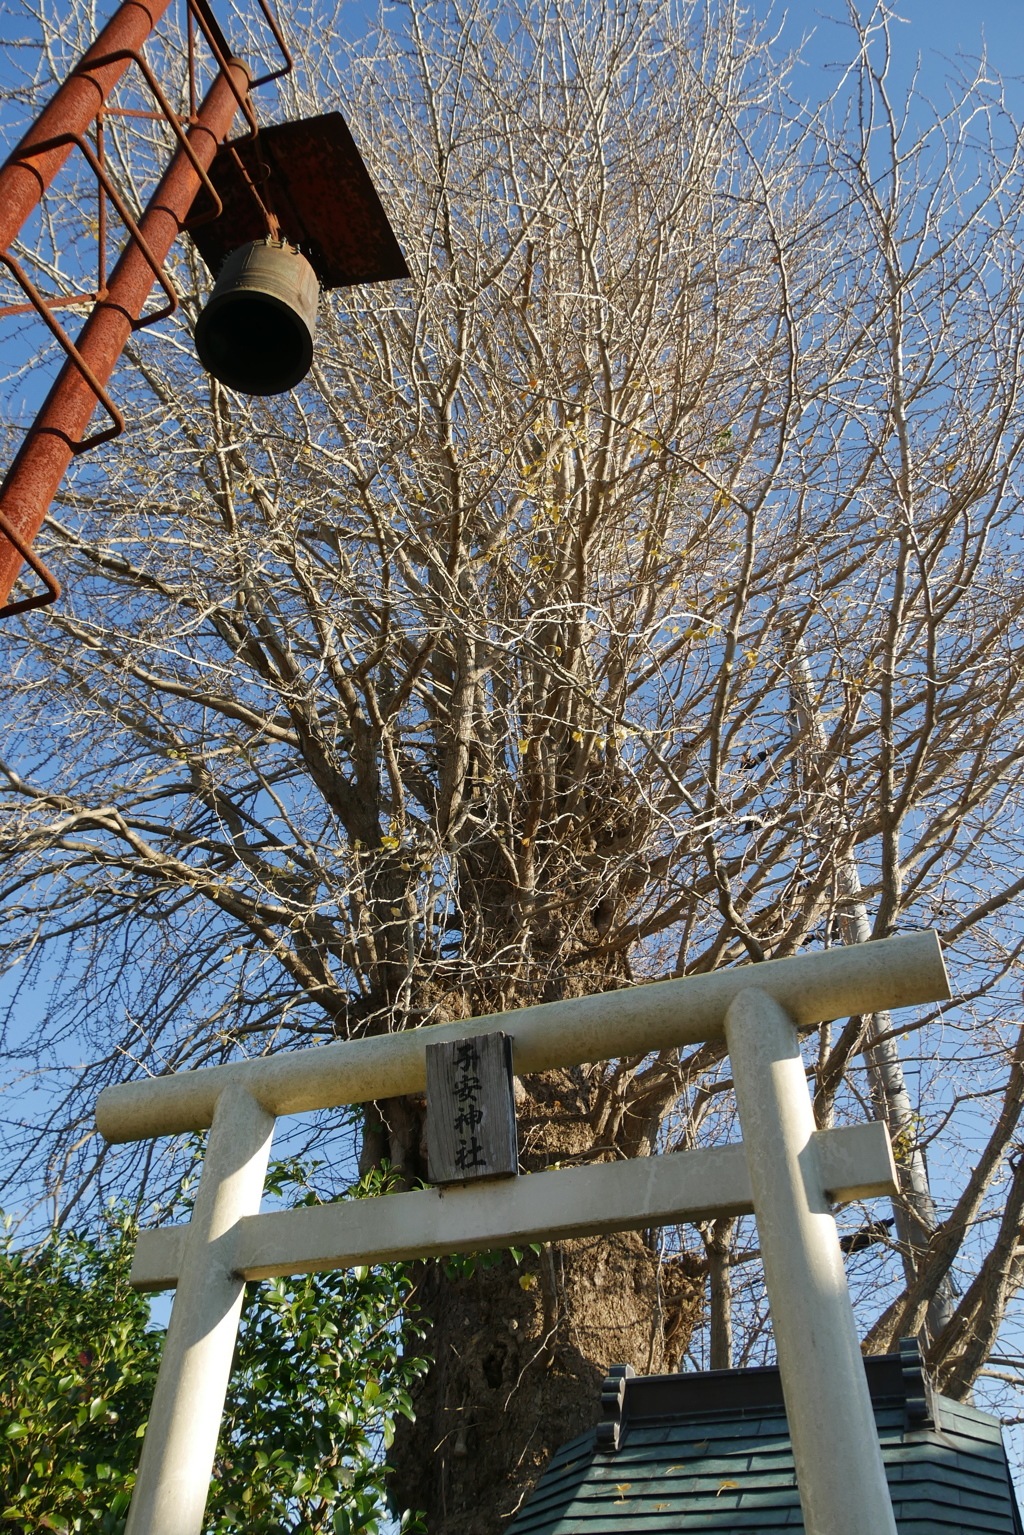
xmin=380 ymin=1071 xmax=706 ymax=1530
xmin=389 ymin=1231 xmax=698 ymax=1531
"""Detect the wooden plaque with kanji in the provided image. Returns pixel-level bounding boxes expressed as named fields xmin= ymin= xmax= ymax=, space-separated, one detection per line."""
xmin=426 ymin=1031 xmax=518 ymax=1184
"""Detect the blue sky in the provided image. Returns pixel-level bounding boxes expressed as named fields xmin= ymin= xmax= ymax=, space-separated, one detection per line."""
xmin=770 ymin=0 xmax=1022 ymax=112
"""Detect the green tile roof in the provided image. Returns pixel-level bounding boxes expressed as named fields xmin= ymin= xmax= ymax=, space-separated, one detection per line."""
xmin=507 ymin=1351 xmax=1023 ymax=1535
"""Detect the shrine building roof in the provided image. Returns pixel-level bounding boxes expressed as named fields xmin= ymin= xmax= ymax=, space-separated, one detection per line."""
xmin=505 ymin=1340 xmax=1023 ymax=1534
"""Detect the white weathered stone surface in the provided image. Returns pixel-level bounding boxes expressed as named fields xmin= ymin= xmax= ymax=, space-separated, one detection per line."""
xmin=130 ymin=1120 xmax=896 ymax=1290
xmin=725 ymin=988 xmax=899 ymax=1535
xmin=98 ymin=930 xmax=948 ymax=1142
xmin=124 ymin=1086 xmax=275 ymax=1535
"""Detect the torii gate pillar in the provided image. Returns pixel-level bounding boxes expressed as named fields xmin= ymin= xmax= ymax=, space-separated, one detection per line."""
xmin=125 ymin=1087 xmax=274 ymax=1535
xmin=726 ymin=989 xmax=897 ymax=1535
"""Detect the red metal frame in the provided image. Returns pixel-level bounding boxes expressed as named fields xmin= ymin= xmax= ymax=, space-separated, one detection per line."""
xmin=0 ymin=0 xmax=291 ymax=616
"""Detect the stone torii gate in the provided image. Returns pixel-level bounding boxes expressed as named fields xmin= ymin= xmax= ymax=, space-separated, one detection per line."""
xmin=96 ymin=931 xmax=951 ymax=1535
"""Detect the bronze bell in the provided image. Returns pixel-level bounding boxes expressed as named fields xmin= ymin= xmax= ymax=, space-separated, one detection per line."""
xmin=194 ymin=238 xmax=319 ymax=395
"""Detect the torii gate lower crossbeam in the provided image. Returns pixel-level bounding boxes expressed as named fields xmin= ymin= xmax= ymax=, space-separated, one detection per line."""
xmin=97 ymin=931 xmax=950 ymax=1535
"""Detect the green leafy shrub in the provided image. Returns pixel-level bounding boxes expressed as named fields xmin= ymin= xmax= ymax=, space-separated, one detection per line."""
xmin=206 ymin=1160 xmax=428 ymax=1534
xmin=0 ymin=1214 xmax=160 ymax=1533
xmin=0 ymin=1162 xmax=428 ymax=1534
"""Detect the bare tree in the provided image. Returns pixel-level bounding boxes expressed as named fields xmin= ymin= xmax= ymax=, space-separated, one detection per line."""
xmin=786 ymin=625 xmax=955 ymax=1339
xmin=3 ymin=0 xmax=1024 ymax=1527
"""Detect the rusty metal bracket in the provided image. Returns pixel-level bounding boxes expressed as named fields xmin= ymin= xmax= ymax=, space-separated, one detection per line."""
xmin=0 ymin=250 xmax=126 ymax=451
xmin=248 ymin=0 xmax=294 ymax=87
xmin=186 ymin=1 xmax=260 ymax=140
xmin=187 ymin=0 xmax=293 ymax=93
xmin=0 ymin=290 xmax=101 ymax=322
xmin=214 ymin=139 xmax=279 ymax=240
xmin=85 ymin=46 xmax=226 ymax=225
xmin=0 ymin=509 xmax=61 ymax=617
xmin=14 ymin=130 xmax=181 ymax=328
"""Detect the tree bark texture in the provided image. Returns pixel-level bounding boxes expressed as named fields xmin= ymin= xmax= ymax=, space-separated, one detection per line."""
xmin=377 ymin=1076 xmax=706 ymax=1530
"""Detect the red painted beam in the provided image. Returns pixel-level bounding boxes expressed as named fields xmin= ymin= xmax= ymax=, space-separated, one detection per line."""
xmin=0 ymin=60 xmax=250 ymax=607
xmin=0 ymin=0 xmax=174 ymax=255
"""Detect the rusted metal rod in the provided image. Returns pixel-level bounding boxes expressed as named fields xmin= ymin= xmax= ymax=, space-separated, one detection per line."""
xmin=0 ymin=0 xmax=174 ymax=256
xmin=0 ymin=59 xmax=250 ymax=607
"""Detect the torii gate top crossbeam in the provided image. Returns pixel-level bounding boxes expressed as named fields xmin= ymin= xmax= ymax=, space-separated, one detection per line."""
xmin=97 ymin=931 xmax=947 ymax=1143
